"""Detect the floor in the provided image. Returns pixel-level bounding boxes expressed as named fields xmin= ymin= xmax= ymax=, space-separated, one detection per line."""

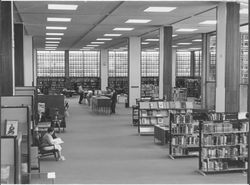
xmin=37 ymin=96 xmax=247 ymax=184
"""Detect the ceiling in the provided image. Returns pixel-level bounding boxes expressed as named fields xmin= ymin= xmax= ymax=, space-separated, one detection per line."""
xmin=13 ymin=1 xmax=248 ymax=51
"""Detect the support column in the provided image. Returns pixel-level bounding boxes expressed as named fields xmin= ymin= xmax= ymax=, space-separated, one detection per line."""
xmin=172 ymin=48 xmax=176 ymax=88
xmin=159 ymin=26 xmax=173 ymax=100
xmin=23 ymin=35 xmax=33 ymax=86
xmin=128 ymin=37 xmax=141 ymax=106
xmin=64 ymin=50 xmax=70 ymax=88
xmin=33 ymin=48 xmax=37 ymax=86
xmin=14 ymin=23 xmax=24 ymax=86
xmin=216 ymin=2 xmax=240 ymax=112
xmin=0 ymin=2 xmax=14 ymax=95
xmin=100 ymin=49 xmax=108 ymax=91
xmin=201 ymin=33 xmax=208 ymax=109
xmin=190 ymin=51 xmax=195 ymax=77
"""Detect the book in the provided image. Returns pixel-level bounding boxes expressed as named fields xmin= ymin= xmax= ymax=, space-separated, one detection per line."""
xmin=157 ymin=117 xmax=163 ymax=124
xmin=53 ymin=138 xmax=64 ymax=144
xmin=5 ymin=120 xmax=18 ymax=136
xmin=158 ymin=102 xmax=164 ymax=109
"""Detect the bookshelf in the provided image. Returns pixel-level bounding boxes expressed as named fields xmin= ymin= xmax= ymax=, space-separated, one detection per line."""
xmin=175 ymin=77 xmax=201 ymax=98
xmin=69 ymin=77 xmax=100 ymax=90
xmin=172 ymin=88 xmax=187 ymax=101
xmin=198 ymin=112 xmax=248 ymax=175
xmin=138 ymin=100 xmax=169 ymax=135
xmin=37 ymin=77 xmax=65 ymax=95
xmin=132 ymin=105 xmax=139 ymax=126
xmin=108 ymin=77 xmax=128 ymax=94
xmin=169 ymin=111 xmax=200 ymax=159
xmin=141 ymin=77 xmax=159 ymax=98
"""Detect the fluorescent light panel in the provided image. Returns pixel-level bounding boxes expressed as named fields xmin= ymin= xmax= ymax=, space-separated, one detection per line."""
xmin=177 ymin=43 xmax=192 ymax=45
xmin=45 ymin=44 xmax=58 ymax=46
xmin=172 ymin=34 xmax=177 ymax=37
xmin=96 ymin=38 xmax=112 ymax=41
xmin=189 ymin=48 xmax=201 ymax=50
xmin=46 ymin=26 xmax=67 ymax=30
xmin=47 ymin=17 xmax=71 ymax=22
xmin=46 ymin=33 xmax=64 ymax=36
xmin=48 ymin=4 xmax=78 ymax=10
xmin=113 ymin=27 xmax=134 ymax=31
xmin=46 ymin=41 xmax=60 ymax=44
xmin=144 ymin=7 xmax=176 ymax=12
xmin=87 ymin=45 xmax=99 ymax=47
xmin=176 ymin=28 xmax=198 ymax=32
xmin=104 ymin=34 xmax=122 ymax=37
xmin=83 ymin=47 xmax=94 ymax=49
xmin=172 ymin=45 xmax=178 ymax=47
xmin=141 ymin=42 xmax=149 ymax=45
xmin=199 ymin=20 xmax=217 ymax=25
xmin=46 ymin=37 xmax=62 ymax=40
xmin=145 ymin=38 xmax=159 ymax=41
xmin=125 ymin=19 xmax=151 ymax=23
xmin=91 ymin=42 xmax=105 ymax=44
xmin=192 ymin=39 xmax=202 ymax=42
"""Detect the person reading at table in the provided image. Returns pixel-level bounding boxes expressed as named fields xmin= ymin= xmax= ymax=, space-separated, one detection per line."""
xmin=41 ymin=127 xmax=65 ymax=161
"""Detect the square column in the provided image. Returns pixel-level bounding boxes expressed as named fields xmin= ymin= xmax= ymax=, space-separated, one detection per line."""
xmin=216 ymin=2 xmax=240 ymax=112
xmin=128 ymin=37 xmax=141 ymax=106
xmin=100 ymin=49 xmax=108 ymax=91
xmin=23 ymin=35 xmax=33 ymax=86
xmin=159 ymin=26 xmax=173 ymax=100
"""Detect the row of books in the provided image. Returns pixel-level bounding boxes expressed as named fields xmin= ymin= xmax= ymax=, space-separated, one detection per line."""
xmin=201 ymin=160 xmax=246 ymax=171
xmin=202 ymin=134 xmax=248 ymax=146
xmin=140 ymin=117 xmax=169 ymax=125
xmin=201 ymin=146 xmax=248 ymax=158
xmin=171 ymin=123 xmax=199 ymax=134
xmin=173 ymin=114 xmax=193 ymax=124
xmin=171 ymin=136 xmax=199 ymax=145
xmin=171 ymin=147 xmax=199 ymax=156
xmin=207 ymin=112 xmax=247 ymax=121
xmin=140 ymin=110 xmax=169 ymax=117
xmin=139 ymin=101 xmax=193 ymax=110
xmin=203 ymin=121 xmax=249 ymax=133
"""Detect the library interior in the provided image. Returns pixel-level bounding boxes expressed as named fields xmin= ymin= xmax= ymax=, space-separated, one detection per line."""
xmin=0 ymin=0 xmax=250 ymax=184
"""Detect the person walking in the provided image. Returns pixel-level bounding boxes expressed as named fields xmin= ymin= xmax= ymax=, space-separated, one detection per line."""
xmin=78 ymin=84 xmax=84 ymax=104
xmin=110 ymin=89 xmax=117 ymax=114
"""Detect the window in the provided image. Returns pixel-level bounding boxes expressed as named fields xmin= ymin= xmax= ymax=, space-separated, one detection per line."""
xmin=194 ymin=51 xmax=202 ymax=77
xmin=37 ymin=51 xmax=65 ymax=77
xmin=240 ymin=33 xmax=248 ymax=84
xmin=141 ymin=52 xmax=159 ymax=77
xmin=176 ymin=52 xmax=191 ymax=76
xmin=208 ymin=35 xmax=216 ymax=81
xmin=108 ymin=51 xmax=128 ymax=77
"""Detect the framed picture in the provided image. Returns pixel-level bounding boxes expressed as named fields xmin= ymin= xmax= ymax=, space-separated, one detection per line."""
xmin=5 ymin=120 xmax=18 ymax=136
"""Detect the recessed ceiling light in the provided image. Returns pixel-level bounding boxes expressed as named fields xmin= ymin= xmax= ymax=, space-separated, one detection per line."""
xmin=125 ymin=19 xmax=151 ymax=23
xmin=177 ymin=43 xmax=192 ymax=45
xmin=86 ymin=45 xmax=99 ymax=47
xmin=46 ymin=41 xmax=60 ymax=44
xmin=47 ymin=17 xmax=71 ymax=22
xmin=172 ymin=45 xmax=178 ymax=48
xmin=91 ymin=42 xmax=105 ymax=44
xmin=45 ymin=49 xmax=56 ymax=50
xmin=48 ymin=4 xmax=78 ymax=10
xmin=144 ymin=7 xmax=176 ymax=12
xmin=176 ymin=28 xmax=198 ymax=32
xmin=46 ymin=37 xmax=62 ymax=40
xmin=45 ymin=44 xmax=58 ymax=46
xmin=46 ymin=33 xmax=64 ymax=36
xmin=192 ymin=39 xmax=202 ymax=42
xmin=46 ymin=26 xmax=67 ymax=30
xmin=199 ymin=20 xmax=217 ymax=25
xmin=177 ymin=50 xmax=189 ymax=52
xmin=141 ymin=42 xmax=149 ymax=45
xmin=113 ymin=27 xmax=134 ymax=31
xmin=104 ymin=34 xmax=122 ymax=37
xmin=172 ymin=34 xmax=177 ymax=37
xmin=96 ymin=38 xmax=112 ymax=41
xmin=145 ymin=39 xmax=159 ymax=41
xmin=240 ymin=8 xmax=248 ymax=14
xmin=45 ymin=47 xmax=57 ymax=49
xmin=83 ymin=47 xmax=94 ymax=49
xmin=80 ymin=48 xmax=91 ymax=50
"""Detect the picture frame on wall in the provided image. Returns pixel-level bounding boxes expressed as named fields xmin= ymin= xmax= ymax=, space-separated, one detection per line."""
xmin=5 ymin=120 xmax=18 ymax=136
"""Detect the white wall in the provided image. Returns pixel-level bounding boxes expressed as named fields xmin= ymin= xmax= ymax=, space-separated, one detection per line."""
xmin=129 ymin=37 xmax=141 ymax=106
xmin=100 ymin=49 xmax=108 ymax=91
xmin=23 ymin=35 xmax=33 ymax=86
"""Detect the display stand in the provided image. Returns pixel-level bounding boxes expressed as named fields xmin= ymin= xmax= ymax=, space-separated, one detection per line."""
xmin=132 ymin=105 xmax=139 ymax=126
xmin=138 ymin=100 xmax=169 ymax=135
xmin=154 ymin=125 xmax=169 ymax=145
xmin=197 ymin=112 xmax=248 ymax=175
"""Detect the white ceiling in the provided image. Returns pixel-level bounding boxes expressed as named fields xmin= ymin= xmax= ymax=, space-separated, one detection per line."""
xmin=13 ymin=1 xmax=248 ymax=51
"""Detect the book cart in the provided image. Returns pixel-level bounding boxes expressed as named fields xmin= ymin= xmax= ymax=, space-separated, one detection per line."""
xmin=197 ymin=112 xmax=248 ymax=176
xmin=138 ymin=100 xmax=169 ymax=135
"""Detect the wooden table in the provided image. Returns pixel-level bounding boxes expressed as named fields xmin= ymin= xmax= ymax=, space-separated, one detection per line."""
xmin=154 ymin=125 xmax=169 ymax=145
xmin=91 ymin=96 xmax=112 ymax=114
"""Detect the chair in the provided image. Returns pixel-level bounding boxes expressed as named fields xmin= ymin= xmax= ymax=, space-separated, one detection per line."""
xmin=33 ymin=134 xmax=58 ymax=160
xmin=30 ymin=146 xmax=40 ymax=172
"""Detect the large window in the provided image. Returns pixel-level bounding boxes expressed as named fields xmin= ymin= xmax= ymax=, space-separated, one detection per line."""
xmin=194 ymin=51 xmax=202 ymax=77
xmin=240 ymin=33 xmax=248 ymax=84
xmin=37 ymin=51 xmax=65 ymax=77
xmin=108 ymin=51 xmax=128 ymax=77
xmin=69 ymin=51 xmax=100 ymax=77
xmin=176 ymin=52 xmax=191 ymax=76
xmin=141 ymin=51 xmax=159 ymax=77
xmin=208 ymin=35 xmax=216 ymax=81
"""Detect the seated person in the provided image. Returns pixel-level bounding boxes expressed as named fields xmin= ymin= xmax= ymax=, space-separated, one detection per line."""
xmin=40 ymin=127 xmax=65 ymax=161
